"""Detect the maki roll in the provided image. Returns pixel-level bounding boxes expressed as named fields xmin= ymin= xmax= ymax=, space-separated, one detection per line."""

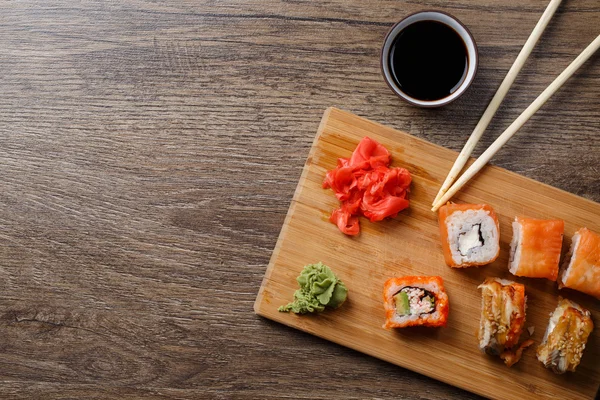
xmin=537 ymin=298 xmax=594 ymax=374
xmin=383 ymin=276 xmax=449 ymax=328
xmin=509 ymin=217 xmax=564 ymax=281
xmin=558 ymin=228 xmax=600 ymax=299
xmin=478 ymin=278 xmax=526 ymax=355
xmin=438 ymin=203 xmax=500 ymax=268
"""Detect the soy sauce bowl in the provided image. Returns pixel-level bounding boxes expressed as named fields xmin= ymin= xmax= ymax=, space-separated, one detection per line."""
xmin=381 ymin=11 xmax=478 ymax=108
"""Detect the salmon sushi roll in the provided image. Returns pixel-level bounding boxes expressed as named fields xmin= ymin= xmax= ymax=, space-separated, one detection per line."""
xmin=438 ymin=203 xmax=500 ymax=268
xmin=509 ymin=217 xmax=564 ymax=281
xmin=478 ymin=278 xmax=527 ymax=355
xmin=383 ymin=276 xmax=449 ymax=328
xmin=537 ymin=298 xmax=594 ymax=374
xmin=558 ymin=228 xmax=600 ymax=299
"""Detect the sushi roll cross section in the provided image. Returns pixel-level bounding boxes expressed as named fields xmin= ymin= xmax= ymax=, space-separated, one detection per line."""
xmin=438 ymin=203 xmax=500 ymax=268
xmin=478 ymin=278 xmax=526 ymax=356
xmin=383 ymin=276 xmax=449 ymax=328
xmin=537 ymin=298 xmax=594 ymax=374
xmin=558 ymin=228 xmax=600 ymax=299
xmin=509 ymin=217 xmax=564 ymax=281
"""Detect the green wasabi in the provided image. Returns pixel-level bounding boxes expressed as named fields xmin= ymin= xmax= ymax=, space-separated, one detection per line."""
xmin=278 ymin=262 xmax=348 ymax=314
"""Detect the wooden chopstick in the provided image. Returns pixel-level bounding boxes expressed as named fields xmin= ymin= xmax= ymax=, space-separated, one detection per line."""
xmin=432 ymin=33 xmax=600 ymax=212
xmin=432 ymin=0 xmax=563 ymax=206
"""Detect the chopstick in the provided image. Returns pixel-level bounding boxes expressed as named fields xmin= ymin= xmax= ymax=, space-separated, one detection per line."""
xmin=432 ymin=33 xmax=600 ymax=212
xmin=432 ymin=0 xmax=563 ymax=206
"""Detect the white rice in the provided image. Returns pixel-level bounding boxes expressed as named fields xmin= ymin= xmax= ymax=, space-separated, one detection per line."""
xmin=446 ymin=209 xmax=499 ymax=266
xmin=558 ymin=231 xmax=581 ymax=288
xmin=508 ymin=219 xmax=523 ymax=275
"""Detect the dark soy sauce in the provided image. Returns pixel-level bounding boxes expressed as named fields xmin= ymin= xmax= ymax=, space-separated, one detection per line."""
xmin=389 ymin=20 xmax=468 ymax=101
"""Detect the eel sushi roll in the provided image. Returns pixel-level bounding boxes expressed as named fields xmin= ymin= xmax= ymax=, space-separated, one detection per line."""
xmin=383 ymin=276 xmax=449 ymax=328
xmin=509 ymin=217 xmax=564 ymax=281
xmin=478 ymin=278 xmax=526 ymax=355
xmin=438 ymin=203 xmax=500 ymax=268
xmin=537 ymin=298 xmax=594 ymax=374
xmin=558 ymin=228 xmax=600 ymax=299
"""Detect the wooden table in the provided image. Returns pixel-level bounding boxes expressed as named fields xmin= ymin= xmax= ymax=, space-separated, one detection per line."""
xmin=1 ymin=1 xmax=598 ymax=399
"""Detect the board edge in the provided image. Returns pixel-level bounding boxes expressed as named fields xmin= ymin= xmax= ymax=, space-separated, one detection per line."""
xmin=328 ymin=107 xmax=600 ymax=210
xmin=253 ymin=107 xmax=335 ymax=315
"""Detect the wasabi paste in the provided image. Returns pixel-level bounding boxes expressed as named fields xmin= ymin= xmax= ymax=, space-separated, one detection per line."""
xmin=278 ymin=262 xmax=348 ymax=314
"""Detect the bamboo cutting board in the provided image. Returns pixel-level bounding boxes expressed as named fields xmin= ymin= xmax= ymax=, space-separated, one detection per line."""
xmin=254 ymin=108 xmax=600 ymax=400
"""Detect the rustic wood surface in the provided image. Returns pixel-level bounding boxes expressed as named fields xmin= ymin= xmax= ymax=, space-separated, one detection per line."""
xmin=0 ymin=1 xmax=598 ymax=399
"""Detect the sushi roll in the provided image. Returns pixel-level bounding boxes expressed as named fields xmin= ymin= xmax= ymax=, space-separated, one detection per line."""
xmin=438 ymin=203 xmax=500 ymax=268
xmin=383 ymin=276 xmax=449 ymax=328
xmin=558 ymin=228 xmax=600 ymax=299
xmin=509 ymin=217 xmax=564 ymax=281
xmin=478 ymin=278 xmax=526 ymax=355
xmin=537 ymin=298 xmax=594 ymax=374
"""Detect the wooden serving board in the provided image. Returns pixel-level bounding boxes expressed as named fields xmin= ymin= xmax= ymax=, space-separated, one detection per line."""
xmin=254 ymin=108 xmax=600 ymax=400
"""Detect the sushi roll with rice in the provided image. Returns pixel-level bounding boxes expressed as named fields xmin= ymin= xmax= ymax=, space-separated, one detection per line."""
xmin=537 ymin=298 xmax=593 ymax=374
xmin=558 ymin=228 xmax=600 ymax=299
xmin=478 ymin=278 xmax=526 ymax=356
xmin=509 ymin=217 xmax=564 ymax=281
xmin=383 ymin=276 xmax=449 ymax=328
xmin=438 ymin=203 xmax=500 ymax=268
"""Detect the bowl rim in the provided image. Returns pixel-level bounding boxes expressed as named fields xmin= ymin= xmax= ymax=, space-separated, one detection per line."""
xmin=380 ymin=10 xmax=479 ymax=108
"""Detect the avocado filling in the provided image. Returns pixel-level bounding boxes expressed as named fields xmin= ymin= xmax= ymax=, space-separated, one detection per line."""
xmin=393 ymin=286 xmax=436 ymax=316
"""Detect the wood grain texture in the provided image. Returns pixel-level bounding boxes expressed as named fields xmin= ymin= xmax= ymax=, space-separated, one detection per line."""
xmin=0 ymin=1 xmax=598 ymax=399
xmin=255 ymin=108 xmax=600 ymax=400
